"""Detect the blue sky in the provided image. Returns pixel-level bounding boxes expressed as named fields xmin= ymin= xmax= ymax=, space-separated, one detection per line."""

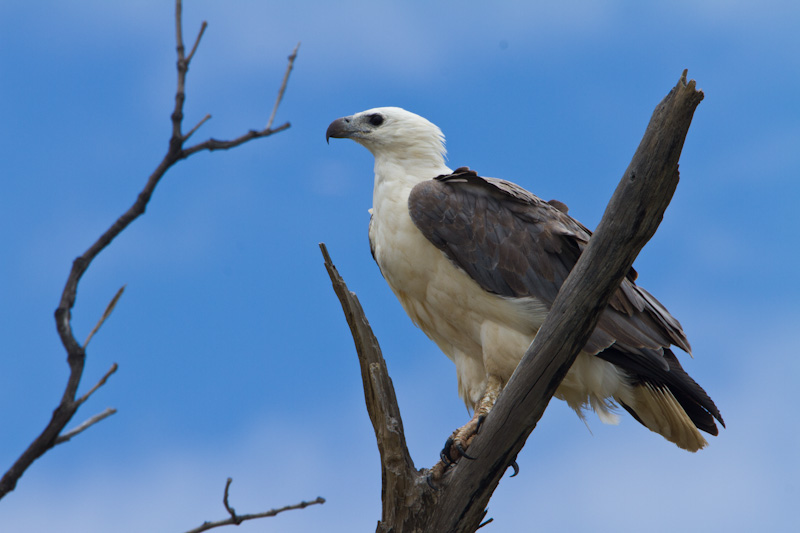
xmin=1 ymin=1 xmax=798 ymax=531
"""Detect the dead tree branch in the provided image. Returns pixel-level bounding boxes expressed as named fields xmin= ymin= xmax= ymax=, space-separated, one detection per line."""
xmin=183 ymin=478 xmax=325 ymax=533
xmin=0 ymin=0 xmax=298 ymax=500
xmin=320 ymin=244 xmax=433 ymax=527
xmin=322 ymin=70 xmax=704 ymax=532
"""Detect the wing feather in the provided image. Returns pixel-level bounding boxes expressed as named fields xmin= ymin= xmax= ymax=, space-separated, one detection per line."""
xmin=409 ymin=167 xmax=684 ymax=355
xmin=408 ymin=167 xmax=723 ymax=433
xmin=408 ymin=168 xmax=698 ymax=384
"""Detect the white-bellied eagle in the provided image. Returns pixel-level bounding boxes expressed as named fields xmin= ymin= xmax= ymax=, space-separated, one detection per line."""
xmin=327 ymin=107 xmax=723 ymax=460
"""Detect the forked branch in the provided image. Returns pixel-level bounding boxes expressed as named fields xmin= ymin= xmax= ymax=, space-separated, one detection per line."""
xmin=182 ymin=478 xmax=325 ymax=533
xmin=0 ymin=0 xmax=298 ymax=500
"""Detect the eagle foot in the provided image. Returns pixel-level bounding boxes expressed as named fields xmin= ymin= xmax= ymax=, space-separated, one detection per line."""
xmin=427 ymin=454 xmax=519 ymax=489
xmin=430 ymin=376 xmax=504 ymax=482
xmin=440 ymin=413 xmax=483 ymax=465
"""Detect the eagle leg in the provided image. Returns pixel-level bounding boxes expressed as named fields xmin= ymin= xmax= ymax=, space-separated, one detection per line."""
xmin=432 ymin=375 xmax=504 ymax=480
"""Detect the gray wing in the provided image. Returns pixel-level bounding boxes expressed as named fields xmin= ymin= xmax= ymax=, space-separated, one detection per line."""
xmin=408 ymin=168 xmax=723 ymax=431
xmin=408 ymin=167 xmax=688 ymax=360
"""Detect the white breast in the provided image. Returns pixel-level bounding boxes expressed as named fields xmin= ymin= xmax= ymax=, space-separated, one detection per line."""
xmin=368 ymin=172 xmax=633 ymax=419
xmin=369 ymin=176 xmax=548 ymax=405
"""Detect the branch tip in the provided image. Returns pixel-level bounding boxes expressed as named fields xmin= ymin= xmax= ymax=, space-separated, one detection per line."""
xmin=223 ymin=477 xmax=239 ymax=522
xmin=184 ymin=114 xmax=212 ymax=142
xmin=186 ymin=21 xmax=208 ymax=63
xmin=76 ymin=362 xmax=119 ymax=407
xmin=54 ymin=407 xmax=117 ymax=445
xmin=266 ymin=42 xmax=300 ymax=130
xmin=84 ymin=285 xmax=126 ymax=348
xmin=319 ymin=242 xmax=332 ymax=265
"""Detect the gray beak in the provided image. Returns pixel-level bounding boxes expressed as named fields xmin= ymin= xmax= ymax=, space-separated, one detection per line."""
xmin=326 ymin=116 xmax=353 ymax=144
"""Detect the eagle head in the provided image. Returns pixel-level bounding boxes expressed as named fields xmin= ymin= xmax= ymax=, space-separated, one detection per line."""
xmin=326 ymin=107 xmax=447 ymax=165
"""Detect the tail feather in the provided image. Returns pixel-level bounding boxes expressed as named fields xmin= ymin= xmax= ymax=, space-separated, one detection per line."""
xmin=623 ymin=383 xmax=708 ymax=452
xmin=659 ymin=349 xmax=724 ymax=433
xmin=599 ymin=346 xmax=724 ymax=450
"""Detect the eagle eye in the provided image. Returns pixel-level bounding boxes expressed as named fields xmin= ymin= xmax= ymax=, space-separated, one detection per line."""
xmin=368 ymin=114 xmax=384 ymax=127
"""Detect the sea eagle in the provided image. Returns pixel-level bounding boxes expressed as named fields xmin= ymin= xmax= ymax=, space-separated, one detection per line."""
xmin=326 ymin=107 xmax=723 ymax=461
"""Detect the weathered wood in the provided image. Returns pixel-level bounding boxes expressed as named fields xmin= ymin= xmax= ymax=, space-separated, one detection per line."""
xmin=320 ymin=244 xmax=433 ymax=530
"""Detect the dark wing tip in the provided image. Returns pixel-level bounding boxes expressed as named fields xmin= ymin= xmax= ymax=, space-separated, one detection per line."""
xmin=606 ymin=346 xmax=724 ymax=434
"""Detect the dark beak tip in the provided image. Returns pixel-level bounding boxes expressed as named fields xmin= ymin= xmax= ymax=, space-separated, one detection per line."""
xmin=326 ymin=116 xmax=351 ymax=144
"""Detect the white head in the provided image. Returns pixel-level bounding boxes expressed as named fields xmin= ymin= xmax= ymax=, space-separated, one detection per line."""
xmin=326 ymin=107 xmax=447 ymax=169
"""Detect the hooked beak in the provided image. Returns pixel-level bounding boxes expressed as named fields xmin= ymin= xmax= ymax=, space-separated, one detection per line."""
xmin=326 ymin=116 xmax=354 ymax=144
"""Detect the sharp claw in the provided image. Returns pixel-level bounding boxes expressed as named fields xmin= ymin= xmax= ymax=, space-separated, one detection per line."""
xmin=455 ymin=441 xmax=476 ymax=460
xmin=508 ymin=459 xmax=519 ymax=477
xmin=426 ymin=474 xmax=440 ymax=491
xmin=441 ymin=437 xmax=456 ymax=465
xmin=475 ymin=415 xmax=486 ymax=435
xmin=440 ymin=449 xmax=452 ymax=466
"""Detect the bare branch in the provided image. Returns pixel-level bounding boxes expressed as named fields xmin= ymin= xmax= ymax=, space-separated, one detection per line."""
xmin=182 ymin=122 xmax=291 ymax=158
xmin=174 ymin=0 xmax=185 ymax=58
xmin=84 ymin=285 xmax=126 ymax=348
xmin=183 ymin=41 xmax=299 ymax=157
xmin=0 ymin=0 xmax=296 ymax=500
xmin=320 ymin=243 xmax=431 ymax=528
xmin=183 ymin=478 xmax=325 ymax=533
xmin=54 ymin=408 xmax=117 ymax=446
xmin=267 ymin=42 xmax=300 ymax=130
xmin=173 ymin=0 xmax=189 ymax=140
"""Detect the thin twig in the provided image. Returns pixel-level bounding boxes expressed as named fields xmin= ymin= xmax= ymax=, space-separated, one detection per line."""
xmin=54 ymin=408 xmax=117 ymax=445
xmin=175 ymin=0 xmax=184 ymax=57
xmin=183 ymin=478 xmax=324 ymax=533
xmin=84 ymin=285 xmax=126 ymax=348
xmin=186 ymin=21 xmax=208 ymax=63
xmin=266 ymin=42 xmax=300 ymax=130
xmin=182 ymin=123 xmax=291 ymax=157
xmin=222 ymin=478 xmax=240 ymax=524
xmin=76 ymin=363 xmax=118 ymax=407
xmin=172 ymin=0 xmax=189 ymax=140
xmin=184 ymin=113 xmax=212 ymax=142
xmin=184 ymin=498 xmax=325 ymax=533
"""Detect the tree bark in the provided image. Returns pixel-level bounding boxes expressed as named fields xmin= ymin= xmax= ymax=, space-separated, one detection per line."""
xmin=322 ymin=70 xmax=704 ymax=532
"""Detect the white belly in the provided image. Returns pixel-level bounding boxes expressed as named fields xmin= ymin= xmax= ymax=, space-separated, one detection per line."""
xmin=370 ymin=189 xmax=541 ymax=403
